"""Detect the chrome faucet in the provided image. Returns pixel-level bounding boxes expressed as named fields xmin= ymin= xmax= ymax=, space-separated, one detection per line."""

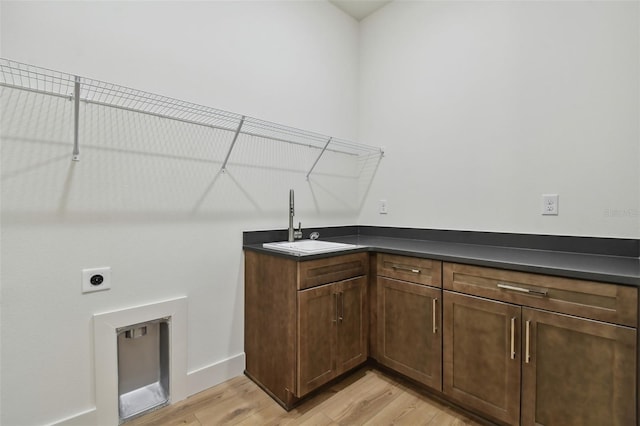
xmin=288 ymin=189 xmax=303 ymax=242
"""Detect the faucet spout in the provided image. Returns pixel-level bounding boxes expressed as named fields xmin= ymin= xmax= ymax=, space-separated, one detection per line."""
xmin=288 ymin=189 xmax=295 ymax=242
xmin=288 ymin=190 xmax=303 ymax=241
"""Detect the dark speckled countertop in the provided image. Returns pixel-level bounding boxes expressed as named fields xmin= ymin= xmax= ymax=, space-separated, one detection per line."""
xmin=244 ymin=231 xmax=640 ymax=287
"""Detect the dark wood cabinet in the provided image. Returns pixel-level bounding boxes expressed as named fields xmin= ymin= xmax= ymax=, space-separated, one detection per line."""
xmin=443 ymin=262 xmax=638 ymax=426
xmin=443 ymin=291 xmax=521 ymax=425
xmin=245 ymin=250 xmax=368 ymax=409
xmin=246 ymin=249 xmax=638 ymax=422
xmin=297 ymin=276 xmax=367 ymax=396
xmin=521 ymin=307 xmax=636 ymax=426
xmin=377 ymin=276 xmax=442 ymax=390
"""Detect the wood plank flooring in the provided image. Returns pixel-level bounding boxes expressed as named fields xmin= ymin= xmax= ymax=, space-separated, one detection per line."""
xmin=129 ymin=368 xmax=484 ymax=426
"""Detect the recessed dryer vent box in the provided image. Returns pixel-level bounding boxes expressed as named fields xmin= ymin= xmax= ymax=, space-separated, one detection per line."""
xmin=117 ymin=318 xmax=170 ymax=423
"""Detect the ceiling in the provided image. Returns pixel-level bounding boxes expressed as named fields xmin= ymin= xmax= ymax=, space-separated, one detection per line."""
xmin=328 ymin=0 xmax=392 ymax=21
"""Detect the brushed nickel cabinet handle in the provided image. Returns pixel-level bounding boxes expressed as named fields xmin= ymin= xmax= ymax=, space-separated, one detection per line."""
xmin=497 ymin=283 xmax=548 ymax=297
xmin=391 ymin=264 xmax=421 ymax=274
xmin=432 ymin=298 xmax=438 ymax=334
xmin=510 ymin=317 xmax=516 ymax=360
xmin=333 ymin=293 xmax=338 ymax=323
xmin=339 ymin=292 xmax=344 ymax=322
xmin=525 ymin=320 xmax=531 ymax=364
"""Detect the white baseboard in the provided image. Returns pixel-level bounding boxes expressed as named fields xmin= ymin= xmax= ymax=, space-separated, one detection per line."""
xmin=187 ymin=352 xmax=246 ymax=396
xmin=50 ymin=353 xmax=246 ymax=426
xmin=48 ymin=407 xmax=97 ymax=426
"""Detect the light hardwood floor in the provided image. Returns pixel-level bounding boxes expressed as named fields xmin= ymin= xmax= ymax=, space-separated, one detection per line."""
xmin=130 ymin=368 xmax=484 ymax=425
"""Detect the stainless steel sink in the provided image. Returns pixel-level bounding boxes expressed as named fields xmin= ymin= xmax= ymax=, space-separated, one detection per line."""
xmin=262 ymin=239 xmax=359 ymax=255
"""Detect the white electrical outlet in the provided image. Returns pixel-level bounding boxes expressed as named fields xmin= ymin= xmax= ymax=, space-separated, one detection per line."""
xmin=542 ymin=194 xmax=559 ymax=215
xmin=379 ymin=199 xmax=388 ymax=214
xmin=82 ymin=267 xmax=111 ymax=293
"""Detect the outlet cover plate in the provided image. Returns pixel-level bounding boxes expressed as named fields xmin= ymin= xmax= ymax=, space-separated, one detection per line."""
xmin=379 ymin=199 xmax=388 ymax=214
xmin=542 ymin=194 xmax=559 ymax=215
xmin=82 ymin=267 xmax=111 ymax=293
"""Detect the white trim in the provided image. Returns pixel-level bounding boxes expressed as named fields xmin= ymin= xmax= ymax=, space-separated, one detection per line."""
xmin=49 ymin=353 xmax=246 ymax=426
xmin=48 ymin=408 xmax=97 ymax=426
xmin=93 ymin=297 xmax=188 ymax=425
xmin=187 ymin=353 xmax=246 ymax=396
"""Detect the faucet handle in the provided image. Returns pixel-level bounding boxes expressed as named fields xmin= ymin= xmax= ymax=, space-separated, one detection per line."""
xmin=294 ymin=222 xmax=303 ymax=240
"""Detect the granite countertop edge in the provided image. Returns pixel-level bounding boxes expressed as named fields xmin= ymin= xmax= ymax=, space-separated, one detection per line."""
xmin=243 ymin=235 xmax=640 ymax=287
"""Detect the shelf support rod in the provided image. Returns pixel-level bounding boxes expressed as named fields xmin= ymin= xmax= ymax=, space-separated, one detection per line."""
xmin=306 ymin=137 xmax=332 ymax=180
xmin=72 ymin=76 xmax=80 ymax=161
xmin=221 ymin=116 xmax=245 ymax=173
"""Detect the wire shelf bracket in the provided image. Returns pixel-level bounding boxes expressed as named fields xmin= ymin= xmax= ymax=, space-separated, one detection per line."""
xmin=220 ymin=116 xmax=245 ymax=173
xmin=72 ymin=75 xmax=81 ymax=161
xmin=306 ymin=137 xmax=332 ymax=180
xmin=0 ymin=58 xmax=384 ymax=171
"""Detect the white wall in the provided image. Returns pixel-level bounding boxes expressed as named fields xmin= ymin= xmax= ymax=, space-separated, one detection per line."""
xmin=0 ymin=1 xmax=360 ymax=425
xmin=358 ymin=1 xmax=640 ymax=238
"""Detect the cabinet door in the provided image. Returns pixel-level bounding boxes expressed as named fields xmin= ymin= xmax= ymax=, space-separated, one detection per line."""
xmin=522 ymin=308 xmax=637 ymax=426
xmin=297 ymin=283 xmax=337 ymax=397
xmin=443 ymin=291 xmax=521 ymax=425
xmin=377 ymin=277 xmax=442 ymax=390
xmin=336 ymin=276 xmax=368 ymax=375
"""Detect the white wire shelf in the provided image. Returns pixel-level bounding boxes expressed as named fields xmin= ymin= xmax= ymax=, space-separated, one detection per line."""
xmin=0 ymin=58 xmax=383 ymax=176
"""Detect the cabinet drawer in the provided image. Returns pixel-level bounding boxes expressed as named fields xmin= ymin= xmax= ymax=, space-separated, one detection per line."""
xmin=443 ymin=262 xmax=638 ymax=327
xmin=298 ymin=253 xmax=368 ymax=290
xmin=377 ymin=254 xmax=442 ymax=287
